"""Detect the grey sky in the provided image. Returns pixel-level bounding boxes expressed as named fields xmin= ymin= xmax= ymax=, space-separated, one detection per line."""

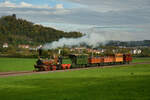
xmin=0 ymin=0 xmax=150 ymax=41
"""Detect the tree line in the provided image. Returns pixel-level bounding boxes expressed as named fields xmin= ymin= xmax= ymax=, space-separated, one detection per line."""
xmin=106 ymin=40 xmax=150 ymax=47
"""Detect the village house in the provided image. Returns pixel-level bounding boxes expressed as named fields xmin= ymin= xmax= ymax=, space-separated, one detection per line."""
xmin=93 ymin=49 xmax=101 ymax=54
xmin=87 ymin=48 xmax=102 ymax=54
xmin=70 ymin=47 xmax=86 ymax=53
xmin=3 ymin=43 xmax=8 ymax=48
xmin=18 ymin=44 xmax=29 ymax=49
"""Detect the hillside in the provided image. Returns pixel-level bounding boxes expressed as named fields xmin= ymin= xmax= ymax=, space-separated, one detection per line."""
xmin=0 ymin=14 xmax=83 ymax=45
xmin=106 ymin=40 xmax=150 ymax=47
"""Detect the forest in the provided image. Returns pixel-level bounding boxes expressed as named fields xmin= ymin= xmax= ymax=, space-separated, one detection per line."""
xmin=0 ymin=14 xmax=83 ymax=46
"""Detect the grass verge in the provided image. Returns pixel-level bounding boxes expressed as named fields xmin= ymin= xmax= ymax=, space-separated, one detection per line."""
xmin=0 ymin=64 xmax=150 ymax=100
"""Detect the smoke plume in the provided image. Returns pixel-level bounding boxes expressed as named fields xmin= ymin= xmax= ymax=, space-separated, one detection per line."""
xmin=43 ymin=32 xmax=106 ymax=49
xmin=43 ymin=25 xmax=144 ymax=49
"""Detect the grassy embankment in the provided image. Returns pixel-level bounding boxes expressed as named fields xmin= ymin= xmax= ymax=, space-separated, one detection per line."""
xmin=0 ymin=64 xmax=150 ymax=100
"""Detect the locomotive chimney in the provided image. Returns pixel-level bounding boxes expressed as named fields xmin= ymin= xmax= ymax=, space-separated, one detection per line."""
xmin=38 ymin=48 xmax=42 ymax=56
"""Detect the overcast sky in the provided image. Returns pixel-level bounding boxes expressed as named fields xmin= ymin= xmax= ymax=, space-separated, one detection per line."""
xmin=0 ymin=0 xmax=150 ymax=41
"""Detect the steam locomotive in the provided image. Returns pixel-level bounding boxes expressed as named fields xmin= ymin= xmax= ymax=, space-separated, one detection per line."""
xmin=34 ymin=49 xmax=132 ymax=71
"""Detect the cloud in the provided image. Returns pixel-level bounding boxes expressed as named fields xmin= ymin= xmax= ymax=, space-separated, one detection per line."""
xmin=0 ymin=1 xmax=71 ymax=17
xmin=20 ymin=2 xmax=32 ymax=7
xmin=61 ymin=0 xmax=150 ymax=12
xmin=0 ymin=1 xmax=16 ymax=7
xmin=0 ymin=1 xmax=51 ymax=9
xmin=46 ymin=8 xmax=150 ymax=26
xmin=1 ymin=0 xmax=150 ymax=25
xmin=0 ymin=0 xmax=150 ymax=41
xmin=55 ymin=4 xmax=64 ymax=9
xmin=42 ymin=22 xmax=150 ymax=42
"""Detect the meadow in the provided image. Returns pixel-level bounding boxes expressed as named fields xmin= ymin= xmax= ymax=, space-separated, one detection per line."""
xmin=0 ymin=64 xmax=150 ymax=100
xmin=0 ymin=57 xmax=150 ymax=72
xmin=132 ymin=57 xmax=150 ymax=63
xmin=0 ymin=57 xmax=36 ymax=72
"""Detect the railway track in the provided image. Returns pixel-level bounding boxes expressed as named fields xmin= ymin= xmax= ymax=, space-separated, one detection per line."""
xmin=0 ymin=62 xmax=150 ymax=77
xmin=0 ymin=71 xmax=36 ymax=77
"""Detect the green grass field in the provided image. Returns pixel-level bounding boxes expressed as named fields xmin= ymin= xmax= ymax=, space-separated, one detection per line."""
xmin=132 ymin=57 xmax=150 ymax=63
xmin=0 ymin=57 xmax=36 ymax=72
xmin=0 ymin=64 xmax=150 ymax=100
xmin=0 ymin=57 xmax=150 ymax=72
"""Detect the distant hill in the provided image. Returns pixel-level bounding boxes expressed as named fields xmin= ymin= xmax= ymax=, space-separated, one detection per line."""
xmin=0 ymin=14 xmax=83 ymax=45
xmin=106 ymin=40 xmax=150 ymax=47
